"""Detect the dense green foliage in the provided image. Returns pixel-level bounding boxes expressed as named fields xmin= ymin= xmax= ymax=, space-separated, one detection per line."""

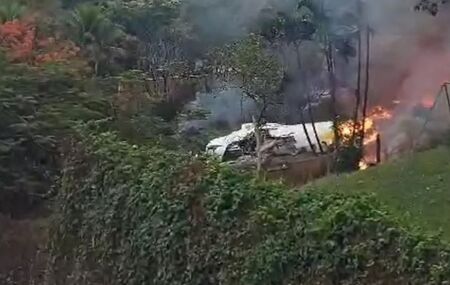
xmin=67 ymin=4 xmax=126 ymax=75
xmin=51 ymin=129 xmax=450 ymax=284
xmin=214 ymin=35 xmax=283 ymax=120
xmin=0 ymin=57 xmax=111 ymax=216
xmin=0 ymin=53 xmax=206 ymax=217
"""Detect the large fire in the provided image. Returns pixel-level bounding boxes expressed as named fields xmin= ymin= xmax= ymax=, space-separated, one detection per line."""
xmin=339 ymin=106 xmax=392 ymax=145
xmin=338 ymin=106 xmax=394 ymax=170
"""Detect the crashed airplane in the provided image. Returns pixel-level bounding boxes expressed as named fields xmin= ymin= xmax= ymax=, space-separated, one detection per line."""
xmin=206 ymin=121 xmax=335 ymax=185
xmin=206 ymin=121 xmax=335 ymax=161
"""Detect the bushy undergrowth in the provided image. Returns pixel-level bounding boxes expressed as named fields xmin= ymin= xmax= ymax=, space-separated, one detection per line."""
xmin=0 ymin=58 xmax=111 ymax=216
xmin=50 ymin=128 xmax=450 ymax=285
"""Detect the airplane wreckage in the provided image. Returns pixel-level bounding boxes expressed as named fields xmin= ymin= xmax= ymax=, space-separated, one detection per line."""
xmin=206 ymin=122 xmax=335 ymax=185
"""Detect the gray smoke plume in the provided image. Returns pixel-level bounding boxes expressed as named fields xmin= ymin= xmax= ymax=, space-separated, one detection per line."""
xmin=363 ymin=0 xmax=450 ymax=154
xmin=188 ymin=86 xmax=256 ymax=128
xmin=182 ymin=0 xmax=450 ymax=154
xmin=367 ymin=0 xmax=450 ymax=104
xmin=181 ymin=0 xmax=298 ymax=44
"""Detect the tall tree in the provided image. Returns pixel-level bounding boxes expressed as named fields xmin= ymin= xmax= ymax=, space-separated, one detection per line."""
xmin=259 ymin=7 xmax=324 ymax=154
xmin=298 ymin=0 xmax=342 ymax=145
xmin=227 ymin=36 xmax=283 ymax=124
xmin=298 ymin=0 xmax=364 ymax=171
xmin=109 ymin=0 xmax=183 ymax=74
xmin=68 ymin=4 xmax=123 ymax=75
xmin=352 ymin=0 xmax=363 ymax=142
xmin=216 ymin=35 xmax=283 ymax=174
xmin=360 ymin=25 xmax=371 ymax=148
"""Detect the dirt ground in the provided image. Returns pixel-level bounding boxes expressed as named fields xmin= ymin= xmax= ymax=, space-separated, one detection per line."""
xmin=0 ymin=211 xmax=50 ymax=285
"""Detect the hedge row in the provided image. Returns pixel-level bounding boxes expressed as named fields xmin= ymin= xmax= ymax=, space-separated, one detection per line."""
xmin=50 ymin=129 xmax=450 ymax=285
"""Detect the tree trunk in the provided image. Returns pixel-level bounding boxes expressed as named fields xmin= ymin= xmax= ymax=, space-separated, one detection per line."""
xmin=252 ymin=116 xmax=263 ymax=177
xmin=326 ymin=42 xmax=339 ymax=148
xmin=252 ymin=101 xmax=269 ymax=178
xmin=444 ymin=83 xmax=450 ymax=115
xmin=352 ymin=11 xmax=363 ymax=142
xmin=94 ymin=60 xmax=99 ymax=77
xmin=307 ymin=95 xmax=325 ymax=154
xmin=376 ymin=134 xmax=381 ymax=164
xmin=360 ymin=26 xmax=371 ymax=148
xmin=240 ymin=94 xmax=244 ymax=122
xmin=300 ymin=108 xmax=317 ymax=156
xmin=163 ymin=72 xmax=168 ymax=94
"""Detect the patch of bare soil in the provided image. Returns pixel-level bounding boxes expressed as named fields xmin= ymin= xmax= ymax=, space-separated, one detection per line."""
xmin=0 ymin=211 xmax=49 ymax=285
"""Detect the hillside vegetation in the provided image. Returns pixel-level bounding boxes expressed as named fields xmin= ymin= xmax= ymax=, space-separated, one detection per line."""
xmin=2 ymin=0 xmax=450 ymax=284
xmin=49 ymin=129 xmax=450 ymax=285
xmin=306 ymin=147 xmax=450 ymax=240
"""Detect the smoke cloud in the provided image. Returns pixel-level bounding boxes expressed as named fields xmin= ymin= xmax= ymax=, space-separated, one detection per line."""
xmin=183 ymin=0 xmax=450 ymax=154
xmin=363 ymin=0 xmax=450 ymax=154
xmin=181 ymin=0 xmax=298 ymax=44
xmin=186 ymin=86 xmax=256 ymax=130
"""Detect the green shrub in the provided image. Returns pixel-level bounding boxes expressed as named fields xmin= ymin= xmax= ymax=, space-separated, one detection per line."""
xmin=0 ymin=61 xmax=111 ymax=216
xmin=50 ymin=128 xmax=450 ymax=285
xmin=336 ymin=143 xmax=363 ymax=172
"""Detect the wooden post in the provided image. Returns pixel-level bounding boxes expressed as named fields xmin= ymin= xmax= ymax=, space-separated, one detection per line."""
xmin=443 ymin=83 xmax=450 ymax=115
xmin=415 ymin=85 xmax=443 ymax=148
xmin=376 ymin=134 xmax=381 ymax=164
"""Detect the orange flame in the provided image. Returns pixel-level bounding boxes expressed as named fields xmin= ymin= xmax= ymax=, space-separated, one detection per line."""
xmin=337 ymin=106 xmax=393 ymax=170
xmin=339 ymin=106 xmax=391 ymax=146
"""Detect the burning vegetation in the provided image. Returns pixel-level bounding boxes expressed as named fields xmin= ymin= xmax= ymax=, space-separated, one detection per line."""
xmin=206 ymin=87 xmax=450 ymax=180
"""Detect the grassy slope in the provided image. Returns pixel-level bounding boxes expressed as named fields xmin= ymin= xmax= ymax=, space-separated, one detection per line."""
xmin=305 ymin=147 xmax=450 ymax=239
